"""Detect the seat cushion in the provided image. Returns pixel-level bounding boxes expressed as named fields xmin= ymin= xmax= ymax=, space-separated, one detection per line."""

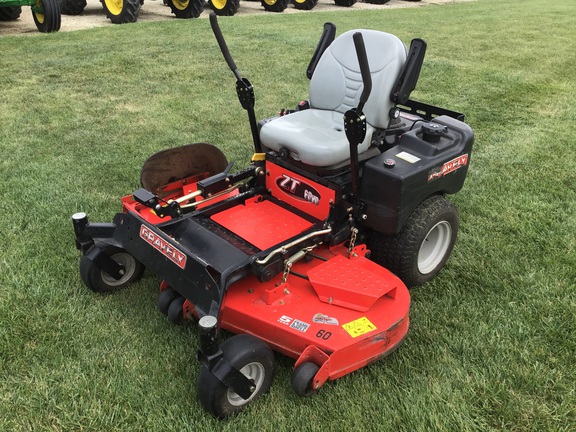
xmin=310 ymin=29 xmax=407 ymax=129
xmin=260 ymin=109 xmax=374 ymax=167
xmin=259 ymin=28 xmax=407 ymax=167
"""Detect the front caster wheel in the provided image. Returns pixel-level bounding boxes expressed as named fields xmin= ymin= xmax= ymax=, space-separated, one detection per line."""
xmin=79 ymin=246 xmax=144 ymax=293
xmin=197 ymin=334 xmax=275 ymax=418
xmin=291 ymin=362 xmax=320 ymax=397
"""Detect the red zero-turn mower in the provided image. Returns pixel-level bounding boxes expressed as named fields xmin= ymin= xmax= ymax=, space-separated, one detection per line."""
xmin=71 ymin=14 xmax=473 ymax=418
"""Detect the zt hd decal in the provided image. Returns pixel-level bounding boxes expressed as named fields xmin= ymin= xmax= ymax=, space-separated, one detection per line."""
xmin=277 ymin=174 xmax=321 ymax=206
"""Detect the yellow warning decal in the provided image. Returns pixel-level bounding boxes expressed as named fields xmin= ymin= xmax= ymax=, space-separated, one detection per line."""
xmin=342 ymin=317 xmax=377 ymax=338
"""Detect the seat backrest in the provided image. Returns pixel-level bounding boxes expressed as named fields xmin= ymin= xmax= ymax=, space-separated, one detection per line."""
xmin=309 ymin=29 xmax=407 ymax=129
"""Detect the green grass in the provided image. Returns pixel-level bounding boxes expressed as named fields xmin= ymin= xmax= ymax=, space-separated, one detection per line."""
xmin=1 ymin=0 xmax=575 ymax=430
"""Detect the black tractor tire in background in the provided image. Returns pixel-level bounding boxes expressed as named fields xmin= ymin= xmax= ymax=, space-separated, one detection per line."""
xmin=59 ymin=0 xmax=87 ymax=15
xmin=292 ymin=0 xmax=317 ymax=10
xmin=101 ymin=0 xmax=141 ymax=24
xmin=32 ymin=0 xmax=61 ymax=32
xmin=209 ymin=0 xmax=238 ymax=16
xmin=261 ymin=0 xmax=288 ymax=12
xmin=167 ymin=0 xmax=204 ymax=18
xmin=333 ymin=0 xmax=355 ymax=6
xmin=0 ymin=6 xmax=22 ymax=20
xmin=368 ymin=195 xmax=459 ymax=288
xmin=364 ymin=0 xmax=389 ymax=3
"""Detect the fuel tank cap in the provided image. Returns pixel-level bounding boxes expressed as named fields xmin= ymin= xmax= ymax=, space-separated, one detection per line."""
xmin=421 ymin=122 xmax=448 ymax=143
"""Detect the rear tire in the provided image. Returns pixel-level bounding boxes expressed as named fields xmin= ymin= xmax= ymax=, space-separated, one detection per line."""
xmin=368 ymin=195 xmax=459 ymax=288
xmin=197 ymin=334 xmax=275 ymax=418
xmin=364 ymin=0 xmax=389 ymax=3
xmin=333 ymin=0 xmax=355 ymax=6
xmin=59 ymin=0 xmax=87 ymax=15
xmin=101 ymin=0 xmax=141 ymax=24
xmin=292 ymin=0 xmax=317 ymax=10
xmin=261 ymin=0 xmax=288 ymax=12
xmin=166 ymin=0 xmax=204 ymax=18
xmin=32 ymin=0 xmax=61 ymax=33
xmin=0 ymin=6 xmax=22 ymax=20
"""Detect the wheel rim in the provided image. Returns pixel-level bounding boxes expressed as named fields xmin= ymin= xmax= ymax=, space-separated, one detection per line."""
xmin=104 ymin=0 xmax=123 ymax=15
xmin=418 ymin=221 xmax=452 ymax=274
xmin=263 ymin=0 xmax=277 ymax=5
xmin=226 ymin=362 xmax=266 ymax=407
xmin=33 ymin=0 xmax=45 ymax=23
xmin=293 ymin=0 xmax=305 ymax=3
xmin=172 ymin=0 xmax=190 ymax=9
xmin=211 ymin=0 xmax=226 ymax=9
xmin=100 ymin=253 xmax=138 ymax=287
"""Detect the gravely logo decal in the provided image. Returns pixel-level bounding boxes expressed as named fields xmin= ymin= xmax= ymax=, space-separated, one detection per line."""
xmin=428 ymin=154 xmax=469 ymax=182
xmin=276 ymin=173 xmax=321 ymax=205
xmin=140 ymin=225 xmax=187 ymax=269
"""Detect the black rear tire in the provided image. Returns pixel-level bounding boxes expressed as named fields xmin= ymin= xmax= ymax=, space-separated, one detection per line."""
xmin=292 ymin=0 xmax=317 ymax=10
xmin=363 ymin=0 xmax=389 ymax=3
xmin=261 ymin=0 xmax=288 ymax=12
xmin=0 ymin=6 xmax=22 ymax=20
xmin=333 ymin=0 xmax=355 ymax=6
xmin=80 ymin=246 xmax=145 ymax=293
xmin=166 ymin=0 xmax=204 ymax=18
xmin=59 ymin=0 xmax=87 ymax=15
xmin=32 ymin=0 xmax=61 ymax=33
xmin=197 ymin=334 xmax=275 ymax=418
xmin=368 ymin=195 xmax=459 ymax=288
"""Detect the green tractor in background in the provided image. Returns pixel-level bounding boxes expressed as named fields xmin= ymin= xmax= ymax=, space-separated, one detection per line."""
xmin=58 ymin=0 xmax=204 ymax=24
xmin=0 ymin=0 xmax=60 ymax=32
xmin=57 ymin=0 xmax=420 ymax=26
xmin=58 ymin=0 xmax=142 ymax=23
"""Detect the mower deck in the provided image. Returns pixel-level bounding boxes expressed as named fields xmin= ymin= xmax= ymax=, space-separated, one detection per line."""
xmin=221 ymin=243 xmax=410 ymax=386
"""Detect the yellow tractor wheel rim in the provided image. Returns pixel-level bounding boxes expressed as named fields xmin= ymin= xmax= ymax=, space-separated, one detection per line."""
xmin=211 ymin=0 xmax=226 ymax=9
xmin=34 ymin=0 xmax=45 ymax=23
xmin=105 ymin=0 xmax=123 ymax=15
xmin=172 ymin=0 xmax=190 ymax=9
xmin=263 ymin=0 xmax=276 ymax=5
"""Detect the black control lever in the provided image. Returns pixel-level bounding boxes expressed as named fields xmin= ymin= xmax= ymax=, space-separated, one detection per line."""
xmin=354 ymin=32 xmax=372 ymax=114
xmin=209 ymin=13 xmax=262 ymax=153
xmin=344 ymin=32 xmax=372 ymax=201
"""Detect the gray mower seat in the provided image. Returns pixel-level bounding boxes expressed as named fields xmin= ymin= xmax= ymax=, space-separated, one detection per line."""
xmin=260 ymin=29 xmax=408 ymax=167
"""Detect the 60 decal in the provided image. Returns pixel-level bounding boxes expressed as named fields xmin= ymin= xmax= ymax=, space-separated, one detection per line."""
xmin=316 ymin=330 xmax=332 ymax=340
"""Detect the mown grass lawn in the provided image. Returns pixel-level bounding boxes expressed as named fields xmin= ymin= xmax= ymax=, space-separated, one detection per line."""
xmin=1 ymin=0 xmax=574 ymax=430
